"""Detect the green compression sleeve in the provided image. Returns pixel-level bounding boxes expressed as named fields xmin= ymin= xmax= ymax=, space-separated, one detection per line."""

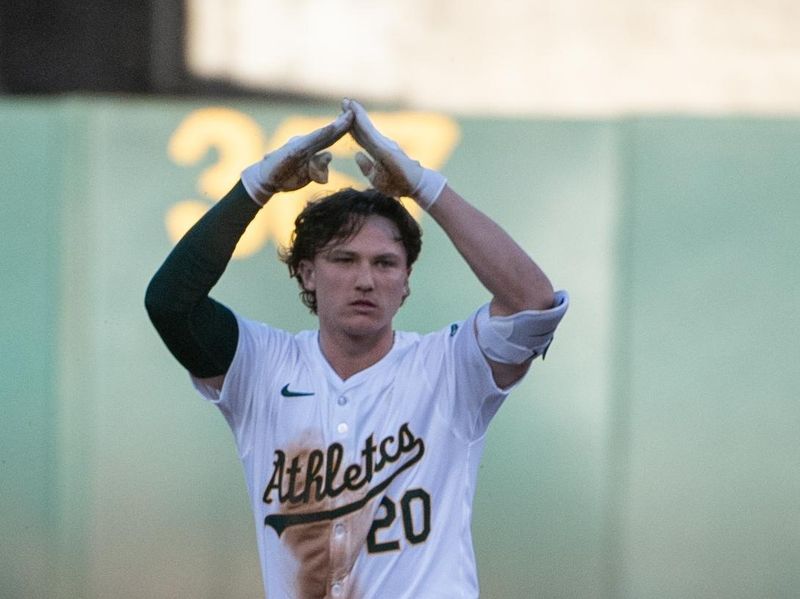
xmin=144 ymin=181 xmax=261 ymax=378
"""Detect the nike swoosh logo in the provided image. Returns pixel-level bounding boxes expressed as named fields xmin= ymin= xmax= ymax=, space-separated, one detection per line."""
xmin=280 ymin=384 xmax=314 ymax=398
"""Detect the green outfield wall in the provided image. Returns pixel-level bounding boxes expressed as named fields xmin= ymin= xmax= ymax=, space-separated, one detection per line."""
xmin=1 ymin=98 xmax=798 ymax=599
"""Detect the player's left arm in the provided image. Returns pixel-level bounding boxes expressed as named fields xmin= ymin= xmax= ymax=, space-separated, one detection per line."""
xmin=426 ymin=186 xmax=555 ymax=386
xmin=346 ymin=98 xmax=566 ymax=388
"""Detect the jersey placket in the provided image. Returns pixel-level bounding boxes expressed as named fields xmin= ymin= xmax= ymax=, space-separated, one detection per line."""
xmin=327 ymin=384 xmax=355 ymax=597
xmin=309 ymin=334 xmax=403 ymax=596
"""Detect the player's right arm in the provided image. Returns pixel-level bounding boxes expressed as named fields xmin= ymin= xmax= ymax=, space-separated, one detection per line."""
xmin=145 ymin=109 xmax=353 ymax=391
xmin=346 ymin=99 xmax=567 ymax=388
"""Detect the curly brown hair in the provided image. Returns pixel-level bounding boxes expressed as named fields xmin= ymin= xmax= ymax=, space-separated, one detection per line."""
xmin=279 ymin=188 xmax=423 ymax=313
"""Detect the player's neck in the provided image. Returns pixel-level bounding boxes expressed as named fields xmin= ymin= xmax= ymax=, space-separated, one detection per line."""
xmin=318 ymin=326 xmax=395 ymax=380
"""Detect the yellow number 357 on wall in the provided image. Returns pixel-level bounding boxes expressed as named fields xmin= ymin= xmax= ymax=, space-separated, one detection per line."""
xmin=165 ymin=106 xmax=461 ymax=259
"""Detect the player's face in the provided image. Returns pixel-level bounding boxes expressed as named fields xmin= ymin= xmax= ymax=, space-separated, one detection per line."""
xmin=299 ymin=215 xmax=410 ymax=340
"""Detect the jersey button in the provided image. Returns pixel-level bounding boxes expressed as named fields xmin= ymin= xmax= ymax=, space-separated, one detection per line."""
xmin=337 ymin=396 xmax=348 ymax=406
xmin=337 ymin=422 xmax=348 ymax=435
xmin=331 ymin=582 xmax=343 ymax=597
xmin=334 ymin=523 xmax=345 ymax=538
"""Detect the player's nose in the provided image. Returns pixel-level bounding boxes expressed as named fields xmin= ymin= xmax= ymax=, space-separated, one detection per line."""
xmin=354 ymin=262 xmax=375 ymax=290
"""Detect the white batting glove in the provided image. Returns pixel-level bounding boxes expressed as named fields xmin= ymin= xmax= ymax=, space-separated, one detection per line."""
xmin=344 ymin=98 xmax=447 ymax=211
xmin=241 ymin=109 xmax=354 ymax=206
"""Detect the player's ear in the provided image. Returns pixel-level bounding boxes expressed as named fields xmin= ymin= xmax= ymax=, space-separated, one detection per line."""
xmin=298 ymin=259 xmax=316 ymax=291
xmin=401 ymin=267 xmax=412 ymax=302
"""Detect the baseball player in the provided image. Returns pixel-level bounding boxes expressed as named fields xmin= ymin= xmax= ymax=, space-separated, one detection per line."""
xmin=145 ymin=99 xmax=568 ymax=598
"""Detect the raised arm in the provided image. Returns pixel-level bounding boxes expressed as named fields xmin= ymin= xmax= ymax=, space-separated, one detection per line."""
xmin=345 ymin=99 xmax=566 ymax=386
xmin=427 ymin=186 xmax=554 ymax=314
xmin=145 ymin=109 xmax=353 ymax=390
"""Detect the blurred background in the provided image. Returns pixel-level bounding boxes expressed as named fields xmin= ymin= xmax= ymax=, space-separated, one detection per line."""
xmin=2 ymin=1 xmax=799 ymax=598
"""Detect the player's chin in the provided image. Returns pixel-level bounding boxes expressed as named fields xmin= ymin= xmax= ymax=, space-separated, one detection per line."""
xmin=344 ymin=314 xmax=383 ymax=332
xmin=341 ymin=311 xmax=390 ymax=335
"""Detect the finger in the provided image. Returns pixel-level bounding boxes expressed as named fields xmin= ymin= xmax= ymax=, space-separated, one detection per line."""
xmin=354 ymin=151 xmax=375 ymax=179
xmin=308 ymin=152 xmax=332 ymax=184
xmin=300 ymin=110 xmax=354 ymax=154
xmin=348 ymin=100 xmax=387 ymax=154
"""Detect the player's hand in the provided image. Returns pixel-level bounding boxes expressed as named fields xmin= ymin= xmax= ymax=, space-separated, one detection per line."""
xmin=345 ymin=98 xmax=447 ymax=210
xmin=241 ymin=109 xmax=354 ymax=205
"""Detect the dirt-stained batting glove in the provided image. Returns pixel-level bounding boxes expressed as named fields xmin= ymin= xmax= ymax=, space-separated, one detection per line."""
xmin=345 ymin=98 xmax=447 ymax=211
xmin=241 ymin=109 xmax=354 ymax=206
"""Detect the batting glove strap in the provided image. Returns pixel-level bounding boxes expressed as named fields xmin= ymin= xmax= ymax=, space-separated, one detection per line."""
xmin=413 ymin=168 xmax=448 ymax=211
xmin=240 ymin=162 xmax=273 ymax=207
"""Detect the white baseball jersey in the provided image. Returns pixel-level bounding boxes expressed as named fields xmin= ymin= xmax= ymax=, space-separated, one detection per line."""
xmin=193 ymin=307 xmax=518 ymax=599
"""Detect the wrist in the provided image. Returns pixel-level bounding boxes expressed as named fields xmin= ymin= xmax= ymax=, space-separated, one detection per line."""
xmin=240 ymin=162 xmax=274 ymax=207
xmin=411 ymin=168 xmax=447 ymax=211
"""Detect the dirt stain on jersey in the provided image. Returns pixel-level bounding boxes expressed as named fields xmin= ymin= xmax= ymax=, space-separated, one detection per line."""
xmin=277 ymin=437 xmax=378 ymax=598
